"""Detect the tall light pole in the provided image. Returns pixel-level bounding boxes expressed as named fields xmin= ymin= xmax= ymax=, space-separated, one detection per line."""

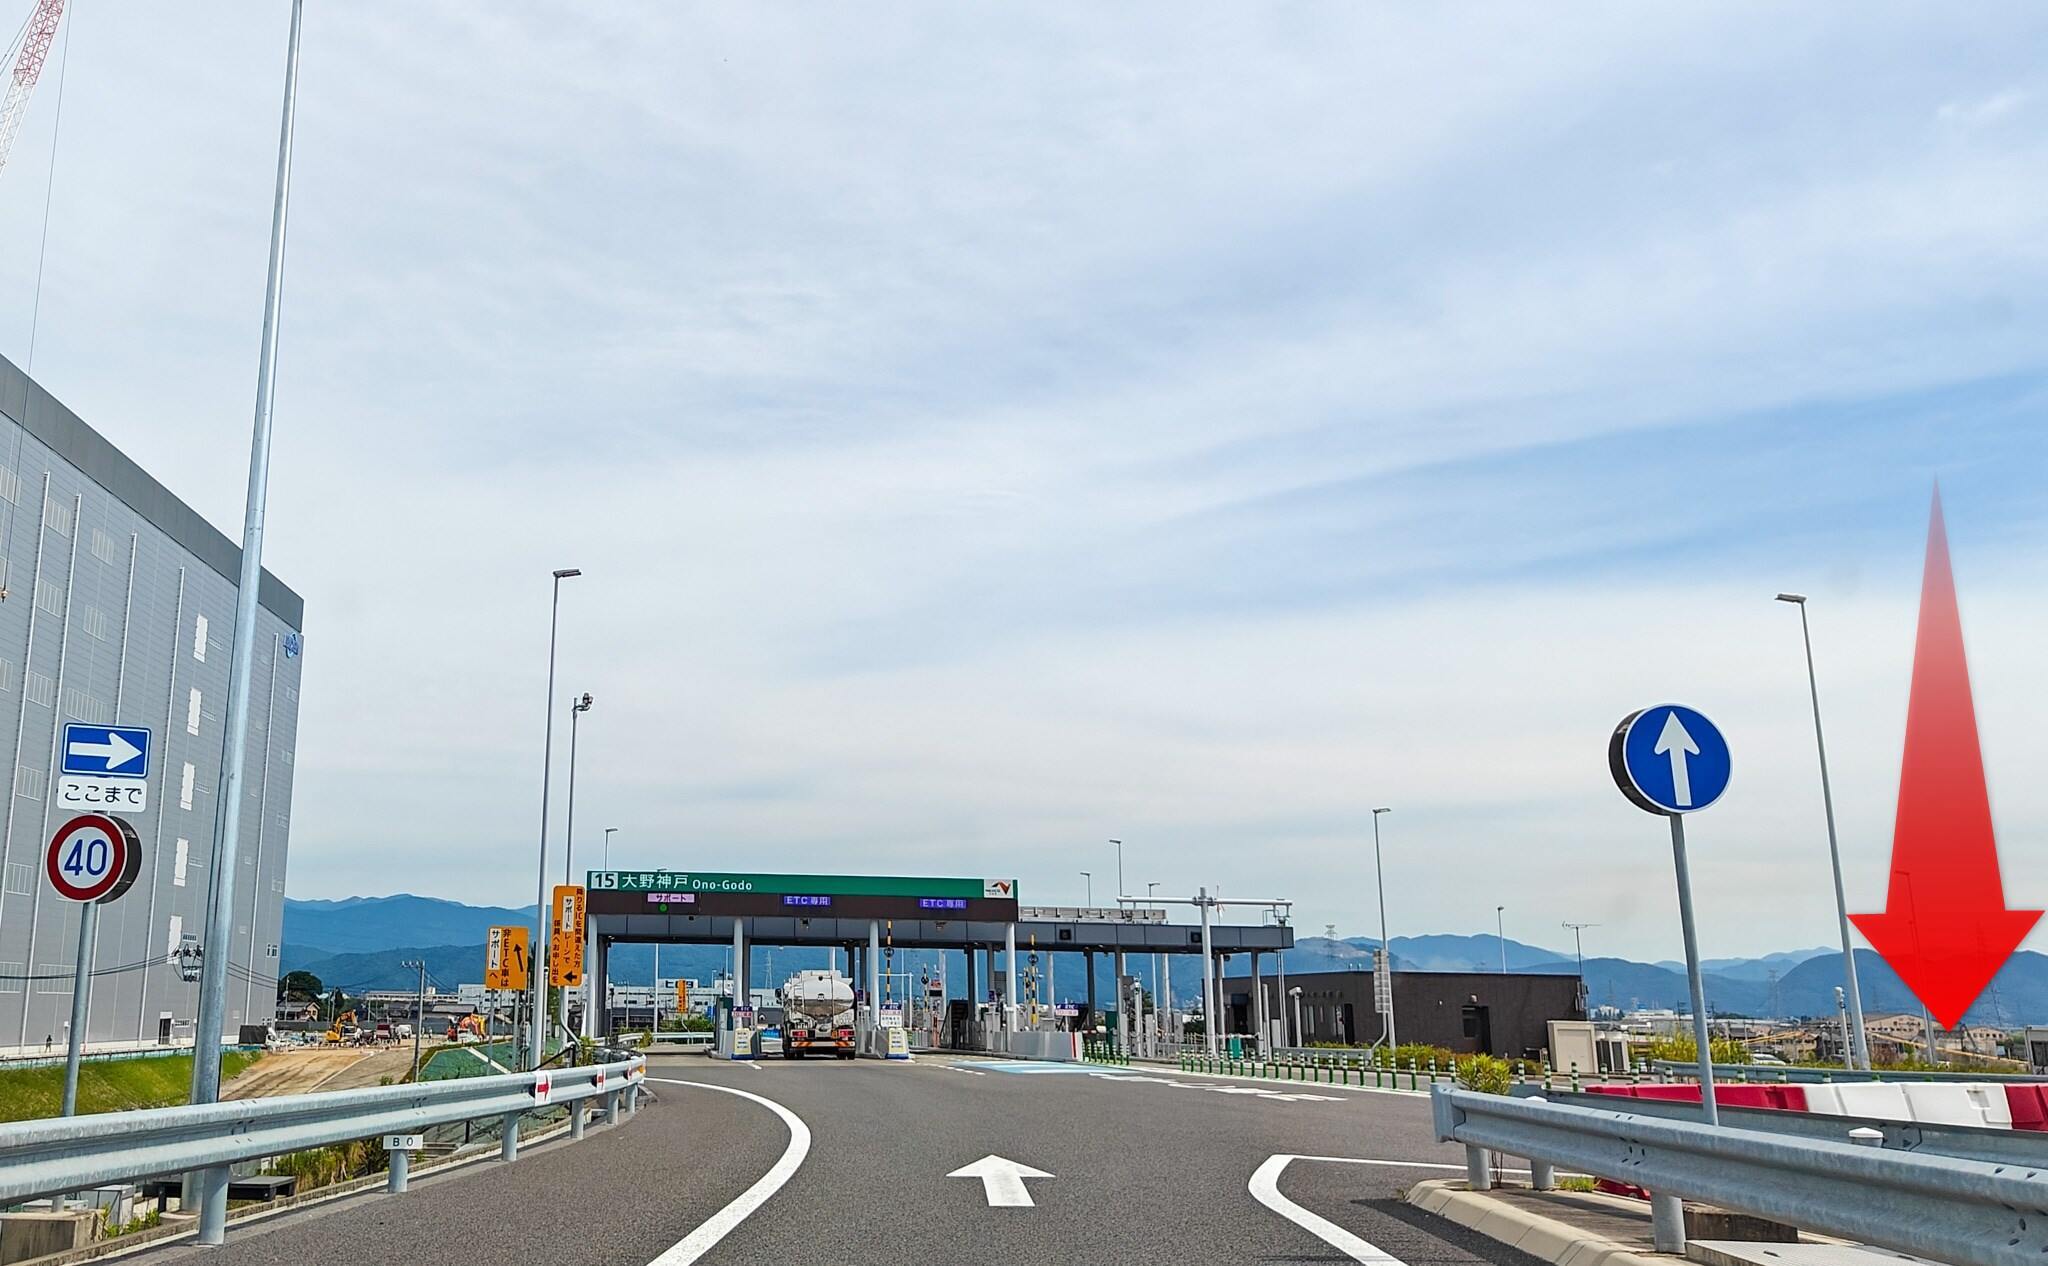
xmin=1776 ymin=593 xmax=1871 ymax=1071
xmin=603 ymin=826 xmax=618 ymax=869
xmin=1369 ymin=807 xmax=1396 ymax=1051
xmin=1110 ymin=839 xmax=1124 ymax=901
xmin=1147 ymin=881 xmax=1162 ymax=1037
xmin=1080 ymin=872 xmax=1092 ymax=907
xmin=530 ymin=568 xmax=580 ymax=1069
xmin=1496 ymin=905 xmax=1507 ymax=974
xmin=558 ymin=691 xmax=593 ymax=1034
xmin=187 ymin=1 xmax=304 ymax=1245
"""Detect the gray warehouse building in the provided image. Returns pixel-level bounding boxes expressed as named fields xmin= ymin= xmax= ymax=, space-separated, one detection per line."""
xmin=0 ymin=353 xmax=303 ymax=1054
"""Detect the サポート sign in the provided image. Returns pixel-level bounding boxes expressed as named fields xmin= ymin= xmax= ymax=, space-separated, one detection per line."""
xmin=485 ymin=925 xmax=530 ymax=990
xmin=549 ymin=885 xmax=586 ymax=986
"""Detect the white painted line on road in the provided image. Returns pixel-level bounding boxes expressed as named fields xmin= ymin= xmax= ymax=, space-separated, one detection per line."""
xmin=941 ymin=1065 xmax=987 ymax=1076
xmin=1270 ymin=1153 xmax=1530 ymax=1175
xmin=948 ymin=1154 xmax=1053 ymax=1207
xmin=645 ymin=1079 xmax=811 ymax=1266
xmin=1250 ymin=1154 xmax=1407 ymax=1265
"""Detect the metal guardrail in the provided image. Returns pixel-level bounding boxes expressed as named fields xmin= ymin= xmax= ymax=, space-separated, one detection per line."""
xmin=1529 ymin=1086 xmax=2048 ymax=1167
xmin=0 ymin=1055 xmax=644 ymax=1241
xmin=1432 ymin=1084 xmax=2047 ymax=1266
xmin=1650 ymin=1058 xmax=2043 ymax=1084
xmin=645 ymin=1030 xmax=716 ymax=1046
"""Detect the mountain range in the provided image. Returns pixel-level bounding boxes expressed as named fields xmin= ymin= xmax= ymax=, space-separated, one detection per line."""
xmin=282 ymin=895 xmax=2047 ymax=1025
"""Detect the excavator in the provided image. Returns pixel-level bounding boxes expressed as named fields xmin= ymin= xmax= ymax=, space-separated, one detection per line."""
xmin=446 ymin=1012 xmax=485 ymax=1042
xmin=323 ymin=1010 xmax=360 ymax=1045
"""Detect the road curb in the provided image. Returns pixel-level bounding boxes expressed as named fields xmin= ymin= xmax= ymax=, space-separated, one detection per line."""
xmin=1404 ymin=1178 xmax=1665 ymax=1266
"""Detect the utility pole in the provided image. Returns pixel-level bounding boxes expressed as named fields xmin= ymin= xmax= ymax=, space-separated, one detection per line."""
xmin=403 ymin=960 xmax=425 ymax=1080
xmin=1496 ymin=906 xmax=1508 ymax=974
xmin=1563 ymin=921 xmax=1597 ymax=1014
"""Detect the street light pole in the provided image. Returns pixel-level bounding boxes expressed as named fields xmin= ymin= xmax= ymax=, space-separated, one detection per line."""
xmin=1776 ymin=593 xmax=1871 ymax=1071
xmin=1371 ymin=807 xmax=1395 ymax=1050
xmin=530 ymin=569 xmax=580 ymax=1070
xmin=187 ymin=1 xmax=305 ymax=1244
xmin=603 ymin=826 xmax=618 ymax=869
xmin=558 ymin=692 xmax=592 ymax=1036
xmin=1110 ymin=839 xmax=1123 ymax=901
xmin=1147 ymin=881 xmax=1162 ymax=1040
xmin=1080 ymin=872 xmax=1092 ymax=908
xmin=1496 ymin=905 xmax=1507 ymax=974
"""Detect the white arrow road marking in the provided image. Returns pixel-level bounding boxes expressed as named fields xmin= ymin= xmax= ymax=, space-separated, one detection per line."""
xmin=948 ymin=1154 xmax=1052 ymax=1207
xmin=646 ymin=1079 xmax=810 ymax=1266
xmin=1250 ymin=1155 xmax=1409 ymax=1265
xmin=1653 ymin=710 xmax=1699 ymax=807
xmin=67 ymin=732 xmax=141 ymax=771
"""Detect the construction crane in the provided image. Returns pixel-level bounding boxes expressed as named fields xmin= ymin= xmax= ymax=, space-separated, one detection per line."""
xmin=0 ymin=0 xmax=65 ymax=180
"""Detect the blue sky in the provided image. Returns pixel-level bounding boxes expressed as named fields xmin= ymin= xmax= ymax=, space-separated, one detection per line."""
xmin=0 ymin=4 xmax=2042 ymax=961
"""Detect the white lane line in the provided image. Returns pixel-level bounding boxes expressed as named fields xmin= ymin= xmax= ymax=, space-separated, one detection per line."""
xmin=1249 ymin=1155 xmax=1410 ymax=1265
xmin=1278 ymin=1154 xmax=1529 ymax=1174
xmin=645 ymin=1078 xmax=811 ymax=1266
xmin=941 ymin=1065 xmax=987 ymax=1076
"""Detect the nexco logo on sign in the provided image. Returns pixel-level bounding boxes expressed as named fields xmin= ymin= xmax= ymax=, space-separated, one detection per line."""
xmin=58 ymin=724 xmax=151 ymax=813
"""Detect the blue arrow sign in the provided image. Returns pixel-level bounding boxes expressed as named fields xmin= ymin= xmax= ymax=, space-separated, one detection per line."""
xmin=1610 ymin=705 xmax=1730 ymax=815
xmin=61 ymin=724 xmax=150 ymax=779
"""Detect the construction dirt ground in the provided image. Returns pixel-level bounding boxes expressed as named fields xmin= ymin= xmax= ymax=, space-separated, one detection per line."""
xmin=221 ymin=1046 xmax=420 ymax=1099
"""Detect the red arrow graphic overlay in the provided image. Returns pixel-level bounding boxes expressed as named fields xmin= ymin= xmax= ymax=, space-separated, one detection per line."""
xmin=1849 ymin=490 xmax=2040 ymax=1031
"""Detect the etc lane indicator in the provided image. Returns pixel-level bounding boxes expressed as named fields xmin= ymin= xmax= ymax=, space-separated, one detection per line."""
xmin=1610 ymin=704 xmax=1729 ymax=1126
xmin=58 ymin=723 xmax=151 ymax=813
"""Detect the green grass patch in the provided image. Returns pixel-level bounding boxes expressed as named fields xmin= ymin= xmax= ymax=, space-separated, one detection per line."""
xmin=0 ymin=1050 xmax=260 ymax=1123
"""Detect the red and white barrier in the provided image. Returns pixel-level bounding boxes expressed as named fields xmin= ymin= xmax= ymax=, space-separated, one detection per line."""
xmin=1588 ymin=1081 xmax=2041 ymax=1131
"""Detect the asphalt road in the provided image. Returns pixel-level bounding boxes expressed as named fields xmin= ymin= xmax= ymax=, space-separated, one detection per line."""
xmin=150 ymin=1052 xmax=1546 ymax=1266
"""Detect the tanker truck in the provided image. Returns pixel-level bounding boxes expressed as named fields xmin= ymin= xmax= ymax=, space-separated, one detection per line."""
xmin=778 ymin=969 xmax=856 ymax=1059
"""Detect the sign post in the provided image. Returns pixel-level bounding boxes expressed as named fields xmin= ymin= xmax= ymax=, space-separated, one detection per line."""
xmin=45 ymin=814 xmax=141 ymax=1118
xmin=1610 ymin=704 xmax=1731 ymax=1126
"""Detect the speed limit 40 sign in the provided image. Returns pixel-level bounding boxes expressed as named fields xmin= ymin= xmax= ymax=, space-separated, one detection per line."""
xmin=46 ymin=814 xmax=141 ymax=904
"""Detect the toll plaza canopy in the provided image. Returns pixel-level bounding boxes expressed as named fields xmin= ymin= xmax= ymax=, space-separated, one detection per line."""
xmin=587 ymin=870 xmax=1020 ymax=944
xmin=582 ymin=870 xmax=1293 ymax=954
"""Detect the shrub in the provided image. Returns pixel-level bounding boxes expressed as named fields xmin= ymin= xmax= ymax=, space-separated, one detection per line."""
xmin=1637 ymin=1036 xmax=1750 ymax=1066
xmin=267 ymin=1137 xmax=388 ymax=1191
xmin=1455 ymin=1054 xmax=1513 ymax=1094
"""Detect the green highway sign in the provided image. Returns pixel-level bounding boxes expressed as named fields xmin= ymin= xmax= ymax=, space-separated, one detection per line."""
xmin=587 ymin=871 xmax=1018 ymax=901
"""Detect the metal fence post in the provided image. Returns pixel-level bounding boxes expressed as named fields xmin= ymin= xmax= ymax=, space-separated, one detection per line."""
xmin=1530 ymin=1159 xmax=1556 ymax=1191
xmin=1465 ymin=1144 xmax=1492 ymax=1191
xmin=606 ymin=1090 xmax=620 ymax=1126
xmin=626 ymin=1084 xmax=640 ymax=1115
xmin=1651 ymin=1193 xmax=1685 ymax=1253
xmin=387 ymin=1149 xmax=409 ymax=1194
xmin=501 ymin=1112 xmax=521 ymax=1161
xmin=569 ymin=1101 xmax=585 ymax=1140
